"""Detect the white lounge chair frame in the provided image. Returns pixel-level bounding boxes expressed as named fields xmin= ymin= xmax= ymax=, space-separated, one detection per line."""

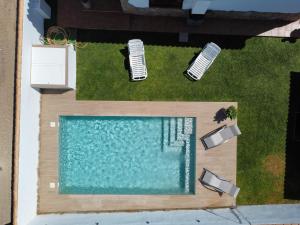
xmin=201 ymin=124 xmax=241 ymax=149
xmin=200 ymin=168 xmax=240 ymax=198
xmin=187 ymin=42 xmax=221 ymax=80
xmin=128 ymin=39 xmax=147 ymax=81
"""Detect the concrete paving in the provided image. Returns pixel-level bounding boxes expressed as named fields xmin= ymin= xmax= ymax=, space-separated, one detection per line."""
xmin=29 ymin=204 xmax=300 ymax=225
xmin=0 ymin=0 xmax=17 ymax=224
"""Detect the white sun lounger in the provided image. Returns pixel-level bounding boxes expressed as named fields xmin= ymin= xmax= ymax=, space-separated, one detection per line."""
xmin=202 ymin=124 xmax=241 ymax=149
xmin=128 ymin=39 xmax=147 ymax=81
xmin=187 ymin=42 xmax=221 ymax=80
xmin=201 ymin=168 xmax=240 ymax=198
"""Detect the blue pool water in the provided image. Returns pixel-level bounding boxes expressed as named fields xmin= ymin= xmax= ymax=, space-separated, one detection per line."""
xmin=59 ymin=116 xmax=196 ymax=195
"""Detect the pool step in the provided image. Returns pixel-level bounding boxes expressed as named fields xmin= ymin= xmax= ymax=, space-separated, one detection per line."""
xmin=169 ymin=117 xmax=194 ymax=144
xmin=184 ymin=138 xmax=191 ymax=193
xmin=162 ymin=117 xmax=194 ymax=151
xmin=176 ymin=118 xmax=184 ymax=140
xmin=169 ymin=118 xmax=185 ymax=147
xmin=162 ymin=118 xmax=182 ymax=153
xmin=162 ymin=117 xmax=194 ymax=193
xmin=183 ymin=117 xmax=193 ymax=193
xmin=176 ymin=118 xmax=187 ymax=143
xmin=184 ymin=117 xmax=193 ymax=135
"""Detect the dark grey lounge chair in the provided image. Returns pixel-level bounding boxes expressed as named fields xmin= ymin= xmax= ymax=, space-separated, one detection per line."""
xmin=202 ymin=124 xmax=241 ymax=149
xmin=200 ymin=168 xmax=240 ymax=198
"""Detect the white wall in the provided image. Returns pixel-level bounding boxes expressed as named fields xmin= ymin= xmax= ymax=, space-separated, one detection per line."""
xmin=17 ymin=0 xmax=48 ymax=224
xmin=209 ymin=0 xmax=300 ymax=13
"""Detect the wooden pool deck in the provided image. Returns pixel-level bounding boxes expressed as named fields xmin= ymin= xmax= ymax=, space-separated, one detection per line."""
xmin=38 ymin=90 xmax=238 ymax=214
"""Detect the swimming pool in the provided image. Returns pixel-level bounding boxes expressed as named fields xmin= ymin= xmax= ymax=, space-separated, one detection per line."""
xmin=59 ymin=116 xmax=196 ymax=195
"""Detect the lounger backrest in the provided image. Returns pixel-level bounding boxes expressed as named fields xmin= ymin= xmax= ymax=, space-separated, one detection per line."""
xmin=202 ymin=42 xmax=221 ymax=62
xmin=203 ymin=132 xmax=224 ymax=149
xmin=219 ymin=124 xmax=241 ymax=140
xmin=202 ymin=169 xmax=222 ymax=188
xmin=128 ymin=39 xmax=144 ymax=56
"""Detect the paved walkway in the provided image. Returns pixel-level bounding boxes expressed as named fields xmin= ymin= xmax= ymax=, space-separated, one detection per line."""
xmin=29 ymin=204 xmax=300 ymax=225
xmin=0 ymin=0 xmax=17 ymax=224
xmin=57 ymin=0 xmax=300 ymax=37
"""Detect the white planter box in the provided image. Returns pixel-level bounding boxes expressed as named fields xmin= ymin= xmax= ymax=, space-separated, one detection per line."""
xmin=31 ymin=45 xmax=76 ymax=89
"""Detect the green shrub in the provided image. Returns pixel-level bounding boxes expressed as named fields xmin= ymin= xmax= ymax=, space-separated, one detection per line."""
xmin=226 ymin=105 xmax=238 ymax=120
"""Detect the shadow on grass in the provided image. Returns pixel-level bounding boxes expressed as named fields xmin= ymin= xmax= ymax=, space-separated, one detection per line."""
xmin=284 ymin=71 xmax=300 ymax=200
xmin=77 ymin=29 xmax=251 ymax=50
xmin=119 ymin=47 xmax=131 ymax=81
xmin=183 ymin=72 xmax=197 ymax=82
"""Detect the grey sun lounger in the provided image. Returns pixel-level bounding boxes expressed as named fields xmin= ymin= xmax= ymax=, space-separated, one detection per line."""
xmin=128 ymin=39 xmax=148 ymax=81
xmin=202 ymin=124 xmax=241 ymax=149
xmin=187 ymin=42 xmax=221 ymax=80
xmin=200 ymin=168 xmax=240 ymax=198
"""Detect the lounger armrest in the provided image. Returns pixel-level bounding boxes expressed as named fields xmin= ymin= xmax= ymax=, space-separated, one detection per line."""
xmin=232 ymin=186 xmax=240 ymax=198
xmin=201 ymin=125 xmax=227 ymax=139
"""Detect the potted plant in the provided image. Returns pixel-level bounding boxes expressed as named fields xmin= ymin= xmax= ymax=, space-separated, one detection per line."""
xmin=225 ymin=105 xmax=237 ymax=120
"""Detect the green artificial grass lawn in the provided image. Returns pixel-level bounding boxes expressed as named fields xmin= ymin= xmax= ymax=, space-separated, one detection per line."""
xmin=76 ymin=37 xmax=300 ymax=204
